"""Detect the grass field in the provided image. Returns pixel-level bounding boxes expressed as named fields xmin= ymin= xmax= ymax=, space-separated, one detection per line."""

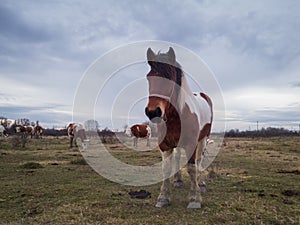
xmin=0 ymin=136 xmax=299 ymax=224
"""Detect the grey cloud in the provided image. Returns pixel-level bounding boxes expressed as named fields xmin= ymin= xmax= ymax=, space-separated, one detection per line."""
xmin=125 ymin=1 xmax=300 ymax=69
xmin=1 ymin=0 xmax=299 ymax=130
xmin=0 ymin=4 xmax=55 ymax=43
xmin=0 ymin=92 xmax=16 ymax=102
xmin=238 ymin=107 xmax=300 ymax=125
xmin=291 ymin=81 xmax=300 ymax=88
xmin=0 ymin=104 xmax=71 ymax=126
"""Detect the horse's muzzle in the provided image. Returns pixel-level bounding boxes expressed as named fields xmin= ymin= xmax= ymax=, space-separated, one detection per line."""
xmin=145 ymin=107 xmax=163 ymax=123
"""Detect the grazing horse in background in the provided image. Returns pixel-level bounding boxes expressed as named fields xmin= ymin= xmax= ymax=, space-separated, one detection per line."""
xmin=125 ymin=124 xmax=151 ymax=147
xmin=145 ymin=47 xmax=213 ymax=208
xmin=0 ymin=125 xmax=8 ymax=137
xmin=33 ymin=125 xmax=43 ymax=138
xmin=67 ymin=123 xmax=89 ymax=149
xmin=16 ymin=125 xmax=34 ymax=138
xmin=0 ymin=119 xmax=15 ymax=129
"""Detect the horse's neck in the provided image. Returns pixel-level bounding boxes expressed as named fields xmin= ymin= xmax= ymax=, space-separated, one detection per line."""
xmin=176 ymin=75 xmax=193 ymax=114
xmin=165 ymin=104 xmax=181 ymax=130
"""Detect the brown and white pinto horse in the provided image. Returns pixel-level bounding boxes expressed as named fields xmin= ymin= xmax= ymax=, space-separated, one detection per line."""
xmin=125 ymin=124 xmax=151 ymax=147
xmin=145 ymin=47 xmax=213 ymax=208
xmin=0 ymin=125 xmax=8 ymax=137
xmin=33 ymin=125 xmax=43 ymax=138
xmin=67 ymin=123 xmax=89 ymax=149
xmin=16 ymin=125 xmax=34 ymax=138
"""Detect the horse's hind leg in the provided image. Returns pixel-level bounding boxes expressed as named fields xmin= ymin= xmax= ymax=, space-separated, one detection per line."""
xmin=173 ymin=147 xmax=183 ymax=188
xmin=146 ymin=138 xmax=150 ymax=147
xmin=133 ymin=137 xmax=137 ymax=147
xmin=156 ymin=149 xmax=173 ymax=208
xmin=197 ymin=138 xmax=207 ymax=193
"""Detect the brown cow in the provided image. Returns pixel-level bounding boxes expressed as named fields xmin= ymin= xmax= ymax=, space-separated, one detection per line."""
xmin=125 ymin=124 xmax=151 ymax=147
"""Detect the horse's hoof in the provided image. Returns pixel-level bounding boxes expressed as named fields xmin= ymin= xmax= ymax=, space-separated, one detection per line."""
xmin=199 ymin=182 xmax=207 ymax=193
xmin=173 ymin=180 xmax=183 ymax=188
xmin=155 ymin=199 xmax=170 ymax=208
xmin=187 ymin=201 xmax=201 ymax=209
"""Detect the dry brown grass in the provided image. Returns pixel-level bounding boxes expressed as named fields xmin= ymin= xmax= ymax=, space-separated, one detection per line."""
xmin=0 ymin=136 xmax=299 ymax=224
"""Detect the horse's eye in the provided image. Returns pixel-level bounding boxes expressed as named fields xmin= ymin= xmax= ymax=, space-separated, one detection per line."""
xmin=152 ymin=68 xmax=159 ymax=75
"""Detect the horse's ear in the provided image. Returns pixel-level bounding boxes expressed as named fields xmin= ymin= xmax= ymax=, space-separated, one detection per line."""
xmin=147 ymin=48 xmax=155 ymax=64
xmin=167 ymin=47 xmax=176 ymax=64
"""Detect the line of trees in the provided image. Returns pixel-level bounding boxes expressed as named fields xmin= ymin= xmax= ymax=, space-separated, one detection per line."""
xmin=2 ymin=116 xmax=299 ymax=138
xmin=225 ymin=127 xmax=299 ymax=138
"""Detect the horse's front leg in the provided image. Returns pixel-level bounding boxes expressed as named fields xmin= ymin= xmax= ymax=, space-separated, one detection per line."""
xmin=156 ymin=149 xmax=173 ymax=208
xmin=186 ymin=143 xmax=202 ymax=209
xmin=173 ymin=147 xmax=183 ymax=188
xmin=74 ymin=136 xmax=78 ymax=147
xmin=186 ymin=137 xmax=207 ymax=209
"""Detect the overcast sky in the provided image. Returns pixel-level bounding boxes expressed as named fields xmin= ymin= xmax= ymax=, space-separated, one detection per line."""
xmin=1 ymin=0 xmax=300 ymax=131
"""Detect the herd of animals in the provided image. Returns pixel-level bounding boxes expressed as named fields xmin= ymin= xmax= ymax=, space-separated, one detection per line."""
xmin=0 ymin=119 xmax=43 ymax=139
xmin=0 ymin=118 xmax=152 ymax=149
xmin=1 ymin=47 xmax=214 ymax=209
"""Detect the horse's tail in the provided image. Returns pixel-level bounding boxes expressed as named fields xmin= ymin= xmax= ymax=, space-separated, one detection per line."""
xmin=199 ymin=92 xmax=213 ymax=139
xmin=200 ymin=92 xmax=213 ymax=123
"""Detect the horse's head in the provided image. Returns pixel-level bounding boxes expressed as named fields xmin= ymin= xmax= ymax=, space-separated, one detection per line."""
xmin=124 ymin=127 xmax=132 ymax=137
xmin=145 ymin=47 xmax=182 ymax=123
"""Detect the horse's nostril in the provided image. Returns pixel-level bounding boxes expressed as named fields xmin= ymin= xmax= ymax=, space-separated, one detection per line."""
xmin=155 ymin=107 xmax=162 ymax=117
xmin=145 ymin=107 xmax=163 ymax=123
xmin=145 ymin=107 xmax=150 ymax=117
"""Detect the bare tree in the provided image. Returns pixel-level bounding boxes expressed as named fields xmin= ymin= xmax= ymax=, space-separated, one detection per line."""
xmin=84 ymin=119 xmax=99 ymax=131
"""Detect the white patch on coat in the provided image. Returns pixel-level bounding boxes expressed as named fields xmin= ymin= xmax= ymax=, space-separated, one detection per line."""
xmin=178 ymin=76 xmax=211 ymax=131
